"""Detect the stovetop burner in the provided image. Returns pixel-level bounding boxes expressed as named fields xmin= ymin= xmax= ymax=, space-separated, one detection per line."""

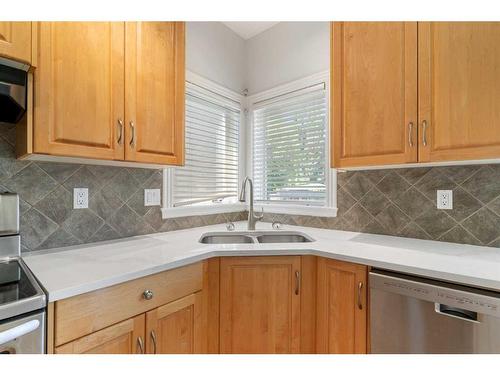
xmin=0 ymin=260 xmax=39 ymax=306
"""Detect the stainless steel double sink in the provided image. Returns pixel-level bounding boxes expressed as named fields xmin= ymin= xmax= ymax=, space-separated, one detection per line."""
xmin=199 ymin=231 xmax=314 ymax=244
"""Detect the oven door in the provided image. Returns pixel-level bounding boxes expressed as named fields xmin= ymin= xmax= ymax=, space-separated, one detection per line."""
xmin=0 ymin=310 xmax=45 ymax=354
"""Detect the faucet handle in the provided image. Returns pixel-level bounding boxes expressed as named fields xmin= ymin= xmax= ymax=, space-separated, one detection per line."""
xmin=226 ymin=221 xmax=235 ymax=231
xmin=254 ymin=207 xmax=264 ymax=220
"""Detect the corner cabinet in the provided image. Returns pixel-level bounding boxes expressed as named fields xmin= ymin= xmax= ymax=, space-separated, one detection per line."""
xmin=332 ymin=22 xmax=500 ymax=168
xmin=316 ymin=258 xmax=368 ymax=354
xmin=0 ymin=22 xmax=34 ymax=64
xmin=219 ymin=256 xmax=302 ymax=354
xmin=29 ymin=21 xmax=184 ymax=166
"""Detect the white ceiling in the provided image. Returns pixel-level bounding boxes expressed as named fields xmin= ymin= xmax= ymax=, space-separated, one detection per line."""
xmin=222 ymin=22 xmax=279 ymax=40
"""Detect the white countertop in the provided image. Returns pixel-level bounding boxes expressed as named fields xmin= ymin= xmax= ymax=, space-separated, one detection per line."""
xmin=23 ymin=221 xmax=500 ymax=302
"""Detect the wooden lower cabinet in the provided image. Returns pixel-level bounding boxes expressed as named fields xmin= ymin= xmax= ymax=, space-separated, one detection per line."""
xmin=145 ymin=292 xmax=204 ymax=354
xmin=316 ymin=258 xmax=368 ymax=354
xmin=55 ymin=315 xmax=145 ymax=354
xmin=51 ymin=256 xmax=369 ymax=354
xmin=219 ymin=256 xmax=301 ymax=354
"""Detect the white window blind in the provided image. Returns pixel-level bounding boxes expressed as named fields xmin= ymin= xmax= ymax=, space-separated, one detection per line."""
xmin=252 ymin=83 xmax=327 ymax=205
xmin=173 ymin=82 xmax=240 ymax=206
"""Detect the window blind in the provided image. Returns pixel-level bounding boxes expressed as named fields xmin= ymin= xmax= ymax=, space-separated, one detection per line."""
xmin=252 ymin=83 xmax=327 ymax=205
xmin=173 ymin=82 xmax=240 ymax=206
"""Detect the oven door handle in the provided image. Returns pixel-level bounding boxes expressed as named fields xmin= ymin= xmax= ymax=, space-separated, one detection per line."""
xmin=0 ymin=319 xmax=40 ymax=345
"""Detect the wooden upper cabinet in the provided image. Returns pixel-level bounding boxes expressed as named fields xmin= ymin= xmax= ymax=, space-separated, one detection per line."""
xmin=418 ymin=22 xmax=500 ymax=162
xmin=219 ymin=256 xmax=301 ymax=354
xmin=34 ymin=22 xmax=125 ymax=160
xmin=125 ymin=22 xmax=185 ymax=165
xmin=316 ymin=258 xmax=367 ymax=354
xmin=332 ymin=22 xmax=418 ymax=168
xmin=0 ymin=22 xmax=32 ymax=64
xmin=55 ymin=315 xmax=145 ymax=354
xmin=145 ymin=292 xmax=204 ymax=354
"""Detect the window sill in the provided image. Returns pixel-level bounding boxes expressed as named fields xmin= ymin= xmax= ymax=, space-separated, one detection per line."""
xmin=161 ymin=203 xmax=246 ymax=219
xmin=161 ymin=202 xmax=338 ymax=219
xmin=254 ymin=203 xmax=338 ymax=218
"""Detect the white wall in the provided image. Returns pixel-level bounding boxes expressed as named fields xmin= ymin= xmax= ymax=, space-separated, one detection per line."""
xmin=244 ymin=22 xmax=330 ymax=94
xmin=186 ymin=22 xmax=246 ymax=93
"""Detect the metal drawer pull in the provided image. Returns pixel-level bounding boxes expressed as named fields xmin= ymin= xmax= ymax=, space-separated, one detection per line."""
xmin=357 ymin=281 xmax=363 ymax=310
xmin=408 ymin=122 xmax=414 ymax=147
xmin=129 ymin=121 xmax=135 ymax=147
xmin=137 ymin=336 xmax=144 ymax=354
xmin=150 ymin=330 xmax=157 ymax=354
xmin=117 ymin=119 xmax=124 ymax=145
xmin=422 ymin=120 xmax=428 ymax=147
xmin=295 ymin=270 xmax=300 ymax=295
xmin=143 ymin=289 xmax=154 ymax=300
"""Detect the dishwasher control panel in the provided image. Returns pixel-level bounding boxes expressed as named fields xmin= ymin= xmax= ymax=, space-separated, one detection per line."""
xmin=370 ymin=270 xmax=500 ymax=318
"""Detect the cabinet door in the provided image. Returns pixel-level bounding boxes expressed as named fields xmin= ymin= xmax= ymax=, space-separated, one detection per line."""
xmin=125 ymin=22 xmax=185 ymax=165
xmin=316 ymin=258 xmax=367 ymax=354
xmin=331 ymin=22 xmax=418 ymax=168
xmin=219 ymin=256 xmax=301 ymax=353
xmin=0 ymin=22 xmax=32 ymax=63
xmin=145 ymin=292 xmax=204 ymax=354
xmin=55 ymin=315 xmax=145 ymax=354
xmin=34 ymin=22 xmax=125 ymax=160
xmin=419 ymin=22 xmax=500 ymax=162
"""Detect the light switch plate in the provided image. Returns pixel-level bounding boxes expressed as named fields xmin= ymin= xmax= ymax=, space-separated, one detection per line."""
xmin=73 ymin=188 xmax=89 ymax=209
xmin=144 ymin=189 xmax=161 ymax=206
xmin=437 ymin=190 xmax=453 ymax=210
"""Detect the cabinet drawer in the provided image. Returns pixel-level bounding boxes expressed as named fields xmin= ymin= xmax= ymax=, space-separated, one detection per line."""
xmin=54 ymin=262 xmax=203 ymax=346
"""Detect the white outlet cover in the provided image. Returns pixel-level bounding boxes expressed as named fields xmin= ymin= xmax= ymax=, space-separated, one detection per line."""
xmin=73 ymin=188 xmax=89 ymax=209
xmin=144 ymin=189 xmax=161 ymax=206
xmin=437 ymin=190 xmax=453 ymax=210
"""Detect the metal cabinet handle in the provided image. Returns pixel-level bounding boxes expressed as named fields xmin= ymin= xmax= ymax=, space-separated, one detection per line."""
xmin=137 ymin=336 xmax=144 ymax=354
xmin=408 ymin=122 xmax=414 ymax=147
xmin=129 ymin=121 xmax=135 ymax=147
xmin=150 ymin=330 xmax=157 ymax=354
xmin=117 ymin=119 xmax=124 ymax=145
xmin=422 ymin=120 xmax=428 ymax=147
xmin=357 ymin=281 xmax=363 ymax=310
xmin=295 ymin=271 xmax=300 ymax=295
xmin=143 ymin=289 xmax=154 ymax=300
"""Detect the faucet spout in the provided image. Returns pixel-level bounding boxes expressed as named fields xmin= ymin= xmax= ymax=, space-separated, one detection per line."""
xmin=239 ymin=177 xmax=263 ymax=230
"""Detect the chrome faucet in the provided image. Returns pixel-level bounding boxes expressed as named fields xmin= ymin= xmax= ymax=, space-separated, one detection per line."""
xmin=239 ymin=177 xmax=264 ymax=230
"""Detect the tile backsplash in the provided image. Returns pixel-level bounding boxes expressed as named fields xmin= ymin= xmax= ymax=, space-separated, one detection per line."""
xmin=2 ymin=122 xmax=500 ymax=251
xmin=0 ymin=123 xmax=244 ymax=252
xmin=263 ymin=165 xmax=500 ymax=248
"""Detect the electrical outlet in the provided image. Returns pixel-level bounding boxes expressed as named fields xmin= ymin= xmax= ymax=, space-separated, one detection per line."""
xmin=73 ymin=188 xmax=89 ymax=209
xmin=144 ymin=189 xmax=161 ymax=206
xmin=437 ymin=190 xmax=453 ymax=210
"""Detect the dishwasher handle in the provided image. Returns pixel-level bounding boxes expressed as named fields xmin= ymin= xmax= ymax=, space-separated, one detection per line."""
xmin=435 ymin=303 xmax=480 ymax=324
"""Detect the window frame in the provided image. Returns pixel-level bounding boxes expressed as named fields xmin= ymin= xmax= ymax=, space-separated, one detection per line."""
xmin=162 ymin=71 xmax=246 ymax=219
xmin=246 ymin=71 xmax=337 ymax=217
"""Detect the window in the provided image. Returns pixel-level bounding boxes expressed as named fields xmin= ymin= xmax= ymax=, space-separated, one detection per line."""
xmin=249 ymin=73 xmax=337 ymax=216
xmin=162 ymin=73 xmax=245 ymax=218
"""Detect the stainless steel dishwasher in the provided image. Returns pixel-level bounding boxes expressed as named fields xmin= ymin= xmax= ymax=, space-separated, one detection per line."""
xmin=370 ymin=269 xmax=500 ymax=353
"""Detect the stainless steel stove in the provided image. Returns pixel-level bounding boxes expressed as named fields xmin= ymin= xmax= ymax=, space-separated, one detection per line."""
xmin=0 ymin=193 xmax=46 ymax=354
